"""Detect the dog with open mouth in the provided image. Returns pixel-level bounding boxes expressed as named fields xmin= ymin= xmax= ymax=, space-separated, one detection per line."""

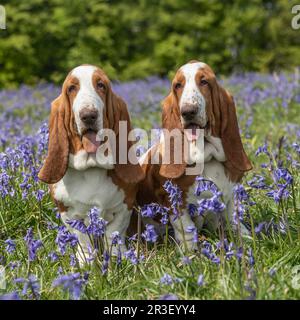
xmin=136 ymin=60 xmax=252 ymax=249
xmin=38 ymin=64 xmax=144 ymax=264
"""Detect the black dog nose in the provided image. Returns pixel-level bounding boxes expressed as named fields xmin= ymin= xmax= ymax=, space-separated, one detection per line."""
xmin=181 ymin=104 xmax=198 ymax=120
xmin=79 ymin=108 xmax=98 ymax=126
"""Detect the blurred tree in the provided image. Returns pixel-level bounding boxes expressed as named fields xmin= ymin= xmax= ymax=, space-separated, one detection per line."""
xmin=0 ymin=0 xmax=299 ymax=87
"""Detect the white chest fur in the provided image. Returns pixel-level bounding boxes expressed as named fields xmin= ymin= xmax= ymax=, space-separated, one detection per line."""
xmin=53 ymin=167 xmax=126 ymax=214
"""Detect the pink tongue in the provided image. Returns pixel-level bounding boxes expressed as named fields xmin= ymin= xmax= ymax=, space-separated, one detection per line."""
xmin=185 ymin=124 xmax=200 ymax=142
xmin=82 ymin=132 xmax=100 ymax=154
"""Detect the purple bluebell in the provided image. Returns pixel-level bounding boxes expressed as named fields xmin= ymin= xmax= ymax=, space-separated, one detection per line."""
xmin=141 ymin=203 xmax=169 ymax=219
xmin=86 ymin=207 xmax=107 ymax=237
xmin=124 ymin=247 xmax=139 ymax=265
xmin=55 ymin=226 xmax=78 ymax=255
xmin=163 ymin=180 xmax=183 ymax=217
xmin=66 ymin=219 xmax=87 ymax=234
xmin=5 ymin=239 xmax=16 ymax=253
xmin=102 ymin=250 xmax=110 ymax=275
xmin=48 ymin=251 xmax=59 ymax=262
xmin=160 ymin=273 xmax=173 ymax=285
xmin=197 ymin=274 xmax=205 ymax=286
xmin=247 ymin=249 xmax=255 ymax=267
xmin=186 ymin=225 xmax=198 ymax=244
xmin=52 ymin=272 xmax=88 ymax=300
xmin=24 ymin=228 xmax=43 ymax=261
xmin=159 ymin=293 xmax=179 ymax=300
xmin=201 ymin=241 xmax=220 ymax=265
xmin=0 ymin=292 xmax=21 ymax=300
xmin=182 ymin=256 xmax=191 ymax=265
xmin=14 ymin=274 xmax=40 ymax=299
xmin=110 ymin=231 xmax=123 ymax=246
xmin=142 ymin=224 xmax=158 ymax=243
xmin=70 ymin=254 xmax=77 ymax=267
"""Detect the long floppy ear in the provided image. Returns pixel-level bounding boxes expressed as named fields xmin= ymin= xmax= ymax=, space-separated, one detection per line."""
xmin=38 ymin=95 xmax=70 ymax=184
xmin=159 ymin=92 xmax=186 ymax=179
xmin=107 ymin=90 xmax=145 ymax=184
xmin=210 ymin=82 xmax=252 ymax=182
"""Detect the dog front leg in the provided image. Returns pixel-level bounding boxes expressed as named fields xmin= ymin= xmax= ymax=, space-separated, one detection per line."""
xmin=60 ymin=208 xmax=93 ymax=266
xmin=169 ymin=211 xmax=197 ymax=251
xmin=104 ymin=206 xmax=131 ymax=255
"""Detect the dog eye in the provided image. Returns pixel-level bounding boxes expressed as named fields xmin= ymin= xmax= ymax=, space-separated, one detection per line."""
xmin=175 ymin=82 xmax=182 ymax=90
xmin=97 ymin=81 xmax=105 ymax=90
xmin=200 ymin=79 xmax=208 ymax=86
xmin=67 ymin=85 xmax=77 ymax=94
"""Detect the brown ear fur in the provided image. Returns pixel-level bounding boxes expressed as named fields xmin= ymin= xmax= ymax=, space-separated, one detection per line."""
xmin=107 ymin=90 xmax=145 ymax=184
xmin=210 ymin=82 xmax=252 ymax=182
xmin=38 ymin=95 xmax=70 ymax=184
xmin=159 ymin=93 xmax=186 ymax=179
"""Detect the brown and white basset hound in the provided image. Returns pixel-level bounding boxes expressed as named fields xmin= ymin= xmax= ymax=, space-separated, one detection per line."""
xmin=137 ymin=61 xmax=252 ymax=249
xmin=38 ymin=65 xmax=144 ymax=263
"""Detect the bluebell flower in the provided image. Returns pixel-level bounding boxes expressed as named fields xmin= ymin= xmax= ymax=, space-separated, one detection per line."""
xmin=197 ymin=196 xmax=225 ymax=216
xmin=142 ymin=224 xmax=158 ymax=243
xmin=197 ymin=274 xmax=205 ymax=286
xmin=247 ymin=249 xmax=255 ymax=267
xmin=102 ymin=250 xmax=110 ymax=275
xmin=48 ymin=251 xmax=59 ymax=262
xmin=266 ymin=188 xmax=289 ymax=204
xmin=269 ymin=268 xmax=276 ymax=277
xmin=86 ymin=207 xmax=107 ymax=237
xmin=255 ymin=142 xmax=269 ymax=157
xmin=273 ymin=168 xmax=293 ymax=186
xmin=117 ymin=247 xmax=122 ymax=267
xmin=70 ymin=254 xmax=77 ymax=267
xmin=181 ymin=256 xmax=191 ymax=265
xmin=255 ymin=222 xmax=266 ymax=234
xmin=55 ymin=226 xmax=78 ymax=255
xmin=8 ymin=261 xmax=21 ymax=270
xmin=159 ymin=293 xmax=179 ymax=300
xmin=32 ymin=189 xmax=45 ymax=202
xmin=66 ymin=219 xmax=87 ymax=234
xmin=195 ymin=177 xmax=222 ymax=197
xmin=141 ymin=203 xmax=169 ymax=219
xmin=188 ymin=204 xmax=197 ymax=217
xmin=110 ymin=231 xmax=123 ymax=246
xmin=24 ymin=228 xmax=43 ymax=261
xmin=247 ymin=175 xmax=269 ymax=190
xmin=0 ymin=292 xmax=21 ymax=300
xmin=14 ymin=274 xmax=40 ymax=299
xmin=160 ymin=273 xmax=173 ymax=285
xmin=163 ymin=180 xmax=183 ymax=217
xmin=201 ymin=241 xmax=220 ymax=265
xmin=124 ymin=247 xmax=139 ymax=265
xmin=52 ymin=272 xmax=88 ymax=300
xmin=195 ymin=178 xmax=226 ymax=217
xmin=292 ymin=142 xmax=300 ymax=155
xmin=5 ymin=239 xmax=16 ymax=253
xmin=128 ymin=233 xmax=138 ymax=242
xmin=186 ymin=225 xmax=198 ymax=244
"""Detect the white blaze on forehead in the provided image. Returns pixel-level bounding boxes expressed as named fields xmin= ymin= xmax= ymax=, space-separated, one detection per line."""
xmin=71 ymin=65 xmax=104 ymax=134
xmin=180 ymin=62 xmax=206 ymax=77
xmin=179 ymin=62 xmax=207 ymax=124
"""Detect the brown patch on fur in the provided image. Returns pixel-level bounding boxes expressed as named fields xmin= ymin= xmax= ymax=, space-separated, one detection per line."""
xmin=49 ymin=185 xmax=68 ymax=212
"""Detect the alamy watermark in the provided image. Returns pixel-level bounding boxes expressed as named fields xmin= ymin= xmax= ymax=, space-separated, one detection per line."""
xmin=292 ymin=5 xmax=300 ymax=29
xmin=0 ymin=5 xmax=6 ymax=29
xmin=81 ymin=122 xmax=209 ymax=176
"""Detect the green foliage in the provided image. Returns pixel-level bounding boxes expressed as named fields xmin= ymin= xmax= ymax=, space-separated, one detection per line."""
xmin=0 ymin=0 xmax=300 ymax=87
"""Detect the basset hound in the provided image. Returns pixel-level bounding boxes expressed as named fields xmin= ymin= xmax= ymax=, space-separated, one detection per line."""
xmin=137 ymin=60 xmax=252 ymax=249
xmin=38 ymin=65 xmax=144 ymax=263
